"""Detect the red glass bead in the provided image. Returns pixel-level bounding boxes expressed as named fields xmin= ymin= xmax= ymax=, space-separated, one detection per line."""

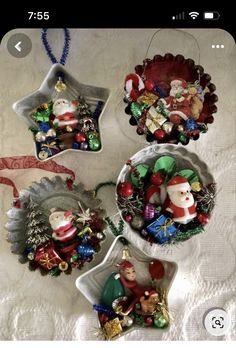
xmin=123 ymin=214 xmax=133 ymax=223
xmin=154 ymin=129 xmax=166 ymax=140
xmin=117 ymin=182 xmax=134 ymax=198
xmin=150 ymin=172 xmax=164 ymax=186
xmin=197 ymin=212 xmax=209 ymax=225
xmin=75 ymin=132 xmax=87 ymax=143
xmin=145 ymin=317 xmax=153 ymax=326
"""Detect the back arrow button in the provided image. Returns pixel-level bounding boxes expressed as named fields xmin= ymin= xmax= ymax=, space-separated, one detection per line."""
xmin=15 ymin=41 xmax=22 ymax=52
xmin=7 ymin=33 xmax=32 ymax=58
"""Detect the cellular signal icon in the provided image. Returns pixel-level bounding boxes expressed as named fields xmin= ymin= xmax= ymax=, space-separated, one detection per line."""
xmin=172 ymin=12 xmax=185 ymax=20
xmin=189 ymin=11 xmax=199 ymax=19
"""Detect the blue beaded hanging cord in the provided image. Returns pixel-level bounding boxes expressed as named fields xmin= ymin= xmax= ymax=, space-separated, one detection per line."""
xmin=41 ymin=28 xmax=71 ymax=66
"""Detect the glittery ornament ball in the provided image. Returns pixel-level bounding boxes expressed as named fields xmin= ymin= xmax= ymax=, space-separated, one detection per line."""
xmin=117 ymin=182 xmax=134 ymax=198
xmin=154 ymin=313 xmax=168 ymax=328
xmin=130 ymin=215 xmax=144 ymax=230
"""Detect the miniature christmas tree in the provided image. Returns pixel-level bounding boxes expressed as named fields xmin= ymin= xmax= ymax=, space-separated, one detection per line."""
xmin=26 ymin=199 xmax=51 ymax=249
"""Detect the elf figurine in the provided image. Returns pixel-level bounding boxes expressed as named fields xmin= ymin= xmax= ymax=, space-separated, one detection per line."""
xmin=165 ymin=176 xmax=197 ymax=224
xmin=101 ymin=260 xmax=164 ymax=316
xmin=52 ymin=98 xmax=79 ymax=130
xmin=49 ymin=209 xmax=77 ymax=242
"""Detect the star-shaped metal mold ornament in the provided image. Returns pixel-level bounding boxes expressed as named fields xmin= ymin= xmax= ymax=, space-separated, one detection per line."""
xmin=12 ymin=63 xmax=110 ymax=161
xmin=76 ymin=235 xmax=177 ymax=340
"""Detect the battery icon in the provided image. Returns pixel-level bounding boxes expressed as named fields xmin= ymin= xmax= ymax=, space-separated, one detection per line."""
xmin=204 ymin=11 xmax=220 ymax=20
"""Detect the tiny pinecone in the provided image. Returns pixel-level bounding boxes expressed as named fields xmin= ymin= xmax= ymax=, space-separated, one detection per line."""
xmin=26 ymin=199 xmax=51 ymax=249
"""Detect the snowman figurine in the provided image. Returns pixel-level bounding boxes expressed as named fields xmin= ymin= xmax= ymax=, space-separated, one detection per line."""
xmin=165 ymin=176 xmax=197 ymax=224
xmin=52 ymin=98 xmax=79 ymax=130
xmin=49 ymin=209 xmax=77 ymax=242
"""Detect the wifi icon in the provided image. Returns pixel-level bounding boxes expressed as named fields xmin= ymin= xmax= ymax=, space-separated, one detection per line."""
xmin=189 ymin=11 xmax=199 ymax=19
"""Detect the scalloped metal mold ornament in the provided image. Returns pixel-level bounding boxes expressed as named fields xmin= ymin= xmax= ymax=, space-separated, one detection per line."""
xmin=5 ymin=176 xmax=107 ymax=276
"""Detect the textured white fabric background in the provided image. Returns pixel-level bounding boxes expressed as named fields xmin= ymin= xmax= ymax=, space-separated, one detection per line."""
xmin=0 ymin=29 xmax=235 ymax=341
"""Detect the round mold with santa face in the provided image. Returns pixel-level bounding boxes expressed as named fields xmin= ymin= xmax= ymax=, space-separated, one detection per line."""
xmin=116 ymin=144 xmax=215 ymax=249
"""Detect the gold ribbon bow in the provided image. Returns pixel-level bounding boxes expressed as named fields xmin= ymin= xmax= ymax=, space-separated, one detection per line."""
xmin=39 ymin=253 xmax=58 ymax=270
xmin=42 ymin=141 xmax=57 ymax=150
xmin=154 ymin=218 xmax=174 ymax=238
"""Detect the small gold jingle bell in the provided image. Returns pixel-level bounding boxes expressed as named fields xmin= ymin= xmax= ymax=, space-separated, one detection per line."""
xmin=55 ymin=78 xmax=67 ymax=92
xmin=121 ymin=246 xmax=131 ymax=260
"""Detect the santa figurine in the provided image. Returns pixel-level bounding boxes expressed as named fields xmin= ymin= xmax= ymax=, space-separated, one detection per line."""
xmin=49 ymin=208 xmax=77 ymax=242
xmin=161 ymin=79 xmax=192 ymax=123
xmin=165 ymin=176 xmax=197 ymax=224
xmin=52 ymin=98 xmax=79 ymax=130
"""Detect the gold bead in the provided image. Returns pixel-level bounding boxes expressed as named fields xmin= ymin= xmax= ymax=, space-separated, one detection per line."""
xmin=191 ymin=181 xmax=202 ymax=192
xmin=55 ymin=80 xmax=67 ymax=92
xmin=59 ymin=261 xmax=68 ymax=271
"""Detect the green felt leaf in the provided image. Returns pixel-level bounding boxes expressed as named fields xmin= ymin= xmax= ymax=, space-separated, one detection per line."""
xmin=130 ymin=164 xmax=150 ymax=187
xmin=175 ymin=169 xmax=199 ymax=184
xmin=154 ymin=156 xmax=176 ymax=178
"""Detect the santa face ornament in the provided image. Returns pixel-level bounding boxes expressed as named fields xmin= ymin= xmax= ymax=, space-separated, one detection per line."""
xmin=165 ymin=176 xmax=197 ymax=224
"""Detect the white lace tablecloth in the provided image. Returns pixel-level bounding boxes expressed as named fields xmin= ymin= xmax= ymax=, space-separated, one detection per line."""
xmin=0 ymin=28 xmax=235 ymax=340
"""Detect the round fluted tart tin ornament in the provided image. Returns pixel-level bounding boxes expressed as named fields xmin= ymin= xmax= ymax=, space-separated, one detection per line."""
xmin=123 ymin=53 xmax=217 ymax=145
xmin=116 ymin=145 xmax=216 ymax=246
xmin=5 ymin=176 xmax=107 ymax=277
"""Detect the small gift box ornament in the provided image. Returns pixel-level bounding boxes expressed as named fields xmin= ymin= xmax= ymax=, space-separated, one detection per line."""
xmin=147 ymin=215 xmax=177 ymax=244
xmin=116 ymin=144 xmax=216 ymax=246
xmin=76 ymin=236 xmax=177 ymax=340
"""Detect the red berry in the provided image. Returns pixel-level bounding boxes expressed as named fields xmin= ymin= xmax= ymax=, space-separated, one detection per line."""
xmin=154 ymin=129 xmax=166 ymax=140
xmin=145 ymin=317 xmax=153 ymax=326
xmin=123 ymin=214 xmax=133 ymax=223
xmin=197 ymin=212 xmax=209 ymax=225
xmin=145 ymin=79 xmax=155 ymax=91
xmin=99 ymin=313 xmax=109 ymax=323
xmin=117 ymin=182 xmax=134 ymax=198
xmin=75 ymin=132 xmax=87 ymax=143
xmin=150 ymin=172 xmax=164 ymax=186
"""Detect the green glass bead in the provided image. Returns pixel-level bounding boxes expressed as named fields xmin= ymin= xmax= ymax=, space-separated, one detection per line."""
xmin=154 ymin=313 xmax=168 ymax=328
xmin=89 ymin=137 xmax=101 ymax=151
xmin=48 ymin=267 xmax=61 ymax=277
xmin=70 ymin=254 xmax=79 ymax=262
xmin=199 ymin=123 xmax=208 ymax=133
xmin=178 ymin=133 xmax=189 ymax=145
